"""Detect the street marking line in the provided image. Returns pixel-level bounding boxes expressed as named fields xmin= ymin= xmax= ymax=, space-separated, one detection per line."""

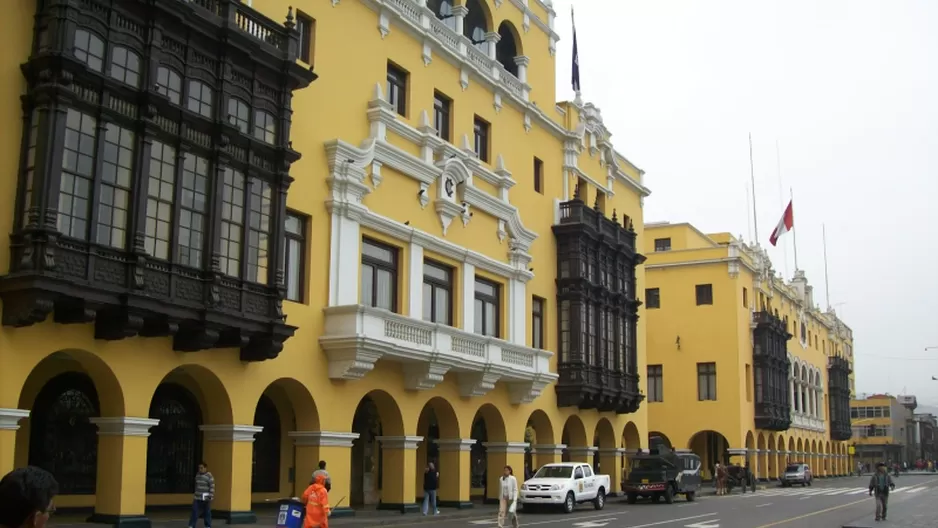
xmin=510 ymin=512 xmax=622 ymax=527
xmin=752 ymin=497 xmax=870 ymax=527
xmin=755 ymin=503 xmax=773 ymax=508
xmin=904 ymin=487 xmax=925 ymax=493
xmin=621 ymin=512 xmax=717 ymax=528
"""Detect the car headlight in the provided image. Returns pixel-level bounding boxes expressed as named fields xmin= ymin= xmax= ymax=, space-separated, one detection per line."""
xmin=550 ymin=485 xmax=561 ymax=491
xmin=521 ymin=484 xmax=528 ymax=491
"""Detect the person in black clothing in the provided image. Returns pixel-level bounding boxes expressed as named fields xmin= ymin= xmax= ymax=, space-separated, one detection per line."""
xmin=0 ymin=466 xmax=59 ymax=528
xmin=868 ymin=462 xmax=896 ymax=522
xmin=422 ymin=462 xmax=440 ymax=516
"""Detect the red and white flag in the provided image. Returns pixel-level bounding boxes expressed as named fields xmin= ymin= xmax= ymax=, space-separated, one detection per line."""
xmin=769 ymin=200 xmax=794 ymax=247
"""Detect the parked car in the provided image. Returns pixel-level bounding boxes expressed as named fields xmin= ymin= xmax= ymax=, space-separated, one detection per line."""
xmin=520 ymin=462 xmax=611 ymax=513
xmin=623 ymin=450 xmax=702 ymax=504
xmin=781 ymin=463 xmax=813 ymax=487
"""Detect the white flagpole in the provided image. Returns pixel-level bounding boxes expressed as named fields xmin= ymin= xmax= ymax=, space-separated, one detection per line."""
xmin=746 ymin=184 xmax=753 ymax=242
xmin=749 ymin=133 xmax=760 ymax=244
xmin=823 ymin=223 xmax=831 ymax=311
xmin=777 ymin=141 xmax=789 ymax=279
xmin=790 ymin=187 xmax=799 ymax=271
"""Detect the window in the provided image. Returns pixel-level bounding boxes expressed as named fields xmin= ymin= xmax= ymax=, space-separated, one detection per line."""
xmin=283 ymin=212 xmax=306 ymax=302
xmin=254 ymin=110 xmax=277 ymax=144
xmin=654 ymin=238 xmax=671 ymax=252
xmin=745 ymin=364 xmax=752 ymax=402
xmin=228 ymin=98 xmax=250 ymax=134
xmin=422 ymin=260 xmax=453 ymax=325
xmin=144 ymin=141 xmax=176 ymax=259
xmin=645 ymin=288 xmax=660 ymax=309
xmin=532 ymin=296 xmax=545 ymax=349
xmin=473 ymin=277 xmax=500 ymax=337
xmin=801 ymin=322 xmax=807 ymax=341
xmin=246 ymin=180 xmax=272 ymax=284
xmin=695 ymin=284 xmax=713 ymax=306
xmin=73 ymin=29 xmax=104 ymax=72
xmin=177 ymin=154 xmax=209 ymax=267
xmin=96 ymin=123 xmax=135 ymax=249
xmin=156 ymin=67 xmax=182 ymax=105
xmin=473 ymin=116 xmax=489 ymax=162
xmin=187 ymin=80 xmax=213 ymax=118
xmin=697 ymin=362 xmax=717 ymax=401
xmin=361 ymin=238 xmax=398 ymax=311
xmin=386 ymin=62 xmax=408 ymax=116
xmin=218 ymin=168 xmax=245 ymax=276
xmin=743 ymin=287 xmax=748 ymax=308
xmin=109 ymin=46 xmax=140 ymax=87
xmin=296 ymin=11 xmax=315 ymax=64
xmin=533 ymin=157 xmax=543 ymax=194
xmin=647 ymin=365 xmax=663 ymax=402
xmin=433 ymin=91 xmax=451 ymax=142
xmin=58 ymin=109 xmax=96 ymax=239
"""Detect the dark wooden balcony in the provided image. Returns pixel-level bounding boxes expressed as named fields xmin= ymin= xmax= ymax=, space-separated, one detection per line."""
xmin=752 ymin=310 xmax=792 ymax=431
xmin=828 ymin=355 xmax=853 ymax=441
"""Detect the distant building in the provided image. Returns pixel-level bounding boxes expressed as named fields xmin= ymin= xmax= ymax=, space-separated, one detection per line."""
xmin=851 ymin=394 xmax=917 ymax=465
xmin=912 ymin=413 xmax=937 ymax=462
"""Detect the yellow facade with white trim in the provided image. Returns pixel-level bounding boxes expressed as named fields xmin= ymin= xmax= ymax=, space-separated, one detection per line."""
xmin=0 ymin=0 xmax=651 ymax=521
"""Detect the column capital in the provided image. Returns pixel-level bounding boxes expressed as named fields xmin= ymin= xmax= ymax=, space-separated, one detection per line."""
xmin=200 ymin=424 xmax=262 ymax=442
xmin=484 ymin=31 xmax=501 ymax=43
xmin=513 ymin=55 xmax=530 ymax=67
xmin=451 ymin=4 xmax=468 ymax=16
xmin=377 ymin=436 xmax=423 ymax=449
xmin=434 ymin=438 xmax=476 ymax=452
xmin=289 ymin=431 xmax=359 ymax=447
xmin=90 ymin=417 xmax=160 ymax=437
xmin=565 ymin=446 xmax=598 ymax=457
xmin=531 ymin=444 xmax=566 ymax=455
xmin=596 ymin=448 xmax=627 ymax=456
xmin=482 ymin=442 xmax=529 ymax=454
xmin=726 ymin=448 xmax=749 ymax=456
xmin=0 ymin=408 xmax=29 ymax=431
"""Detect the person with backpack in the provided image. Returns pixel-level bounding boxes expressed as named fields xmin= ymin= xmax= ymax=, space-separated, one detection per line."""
xmin=868 ymin=462 xmax=896 ymax=522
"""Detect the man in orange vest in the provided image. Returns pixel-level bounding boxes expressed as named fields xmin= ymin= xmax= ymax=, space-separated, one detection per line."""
xmin=301 ymin=474 xmax=331 ymax=528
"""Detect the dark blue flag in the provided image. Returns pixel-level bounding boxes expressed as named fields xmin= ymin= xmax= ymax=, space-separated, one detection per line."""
xmin=571 ymin=7 xmax=581 ymax=93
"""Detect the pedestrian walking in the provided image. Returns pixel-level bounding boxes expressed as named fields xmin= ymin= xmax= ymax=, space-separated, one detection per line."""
xmin=715 ymin=463 xmax=727 ymax=496
xmin=190 ymin=462 xmax=215 ymax=528
xmin=497 ymin=466 xmax=519 ymax=528
xmin=0 ymin=466 xmax=59 ymax=528
xmin=301 ymin=474 xmax=331 ymax=528
xmin=312 ymin=461 xmax=332 ymax=492
xmin=868 ymin=462 xmax=895 ymax=522
xmin=422 ymin=462 xmax=440 ymax=516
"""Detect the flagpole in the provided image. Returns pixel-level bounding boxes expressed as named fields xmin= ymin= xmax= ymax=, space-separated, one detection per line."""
xmin=571 ymin=6 xmax=582 ymax=105
xmin=776 ymin=140 xmax=789 ymax=279
xmin=749 ymin=133 xmax=760 ymax=244
xmin=790 ymin=187 xmax=799 ymax=270
xmin=745 ymin=184 xmax=753 ymax=242
xmin=823 ymin=223 xmax=831 ymax=311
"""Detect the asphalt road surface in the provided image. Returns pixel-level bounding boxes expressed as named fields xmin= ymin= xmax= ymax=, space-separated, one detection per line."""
xmin=376 ymin=475 xmax=938 ymax=528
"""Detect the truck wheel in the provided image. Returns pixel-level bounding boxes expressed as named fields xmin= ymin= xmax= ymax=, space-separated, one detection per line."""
xmin=593 ymin=488 xmax=606 ymax=510
xmin=664 ymin=486 xmax=674 ymax=504
xmin=686 ymin=491 xmax=696 ymax=502
xmin=627 ymin=492 xmax=637 ymax=504
xmin=563 ymin=492 xmax=576 ymax=514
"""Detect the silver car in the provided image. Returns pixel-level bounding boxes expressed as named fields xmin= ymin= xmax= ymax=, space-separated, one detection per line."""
xmin=781 ymin=463 xmax=813 ymax=487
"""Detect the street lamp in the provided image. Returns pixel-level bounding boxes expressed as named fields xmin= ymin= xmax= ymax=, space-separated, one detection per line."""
xmin=926 ymin=346 xmax=938 ymax=351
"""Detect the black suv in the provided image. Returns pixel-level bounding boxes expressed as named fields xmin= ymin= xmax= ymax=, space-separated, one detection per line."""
xmin=623 ymin=450 xmax=702 ymax=504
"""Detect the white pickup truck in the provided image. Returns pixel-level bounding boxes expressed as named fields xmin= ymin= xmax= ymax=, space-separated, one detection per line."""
xmin=519 ymin=462 xmax=610 ymax=513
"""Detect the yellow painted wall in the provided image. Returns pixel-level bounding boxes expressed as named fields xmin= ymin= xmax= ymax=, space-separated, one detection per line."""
xmin=0 ymin=0 xmax=649 ymax=511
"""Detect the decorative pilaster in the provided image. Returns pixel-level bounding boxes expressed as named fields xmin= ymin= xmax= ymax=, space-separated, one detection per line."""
xmin=482 ymin=442 xmax=529 ymax=503
xmin=199 ymin=425 xmax=263 ymax=524
xmin=0 ymin=409 xmax=29 ymax=477
xmin=87 ymin=417 xmax=160 ymax=528
xmin=531 ymin=443 xmax=565 ymax=467
xmin=435 ymin=439 xmax=476 ymax=508
xmin=290 ymin=431 xmax=358 ymax=514
xmin=377 ymin=436 xmax=423 ymax=512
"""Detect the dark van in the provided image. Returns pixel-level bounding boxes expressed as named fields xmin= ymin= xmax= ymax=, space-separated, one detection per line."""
xmin=623 ymin=450 xmax=702 ymax=504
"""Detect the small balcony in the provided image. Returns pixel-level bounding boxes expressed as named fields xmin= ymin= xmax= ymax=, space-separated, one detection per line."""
xmin=319 ymin=305 xmax=557 ymax=403
xmin=791 ymin=413 xmax=826 ymax=432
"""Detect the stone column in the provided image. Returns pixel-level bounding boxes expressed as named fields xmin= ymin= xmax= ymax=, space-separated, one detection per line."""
xmin=531 ymin=444 xmax=565 ymax=469
xmin=289 ymin=431 xmax=358 ymax=515
xmin=0 ymin=409 xmax=28 ymax=477
xmin=596 ymin=448 xmax=625 ymax=494
xmin=87 ymin=417 xmax=160 ymax=527
xmin=482 ymin=442 xmax=528 ymax=503
xmin=377 ymin=436 xmax=423 ymax=512
xmin=200 ymin=425 xmax=263 ymax=523
xmin=452 ymin=4 xmax=468 ymax=38
xmin=484 ymin=32 xmax=500 ymax=61
xmin=435 ymin=439 xmax=475 ymax=508
xmin=565 ymin=446 xmax=597 ymax=462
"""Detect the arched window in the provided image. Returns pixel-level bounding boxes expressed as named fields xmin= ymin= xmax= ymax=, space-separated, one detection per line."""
xmin=463 ymin=0 xmax=488 ymax=52
xmin=496 ymin=22 xmax=519 ymax=76
xmin=73 ymin=29 xmax=105 ymax=72
xmin=157 ymin=66 xmax=182 ymax=105
xmin=28 ymin=372 xmax=100 ymax=494
xmin=147 ymin=383 xmax=203 ymax=494
xmin=110 ymin=46 xmax=141 ymax=88
xmin=252 ymin=394 xmax=281 ymax=492
xmin=427 ymin=0 xmax=456 ymax=30
xmin=228 ymin=97 xmax=250 ymax=134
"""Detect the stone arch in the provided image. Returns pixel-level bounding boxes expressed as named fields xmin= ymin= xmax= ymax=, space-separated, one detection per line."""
xmin=796 ymin=437 xmax=804 ymax=457
xmin=416 ymin=396 xmax=460 ymax=495
xmin=17 ymin=349 xmax=125 ymax=417
xmin=767 ymin=435 xmax=777 ymax=479
xmin=757 ymin=433 xmax=767 ymax=480
xmin=146 ymin=374 xmax=210 ymax=494
xmin=525 ymin=409 xmax=556 ymax=473
xmin=592 ymin=418 xmax=617 ymax=477
xmin=496 ymin=20 xmax=523 ymax=75
xmin=688 ymin=430 xmax=731 ymax=479
xmin=622 ymin=422 xmax=641 ymax=450
xmin=470 ymin=403 xmax=507 ymax=501
xmin=441 ymin=157 xmax=472 ymax=186
xmin=349 ymin=390 xmax=407 ymax=507
xmin=259 ymin=377 xmax=320 ymax=431
xmin=561 ymin=414 xmax=588 ymax=462
xmin=150 ymin=364 xmax=233 ymax=425
xmin=463 ymin=0 xmax=493 ymax=46
xmin=251 ymin=378 xmax=320 ymax=495
xmin=648 ymin=430 xmax=672 ymax=451
xmin=594 ymin=418 xmax=616 ymax=448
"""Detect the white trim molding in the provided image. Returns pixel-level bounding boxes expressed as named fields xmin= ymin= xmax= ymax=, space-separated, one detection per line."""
xmin=530 ymin=444 xmax=567 ymax=455
xmin=565 ymin=446 xmax=598 ymax=458
xmin=483 ymin=441 xmax=530 ymax=454
xmin=434 ymin=438 xmax=477 ymax=452
xmin=0 ymin=408 xmax=29 ymax=431
xmin=318 ymin=304 xmax=556 ymax=403
xmin=726 ymin=448 xmax=749 ymax=457
xmin=596 ymin=448 xmax=628 ymax=456
xmin=378 ymin=435 xmax=424 ymax=449
xmin=90 ymin=417 xmax=160 ymax=437
xmin=200 ymin=425 xmax=263 ymax=442
xmin=289 ymin=431 xmax=360 ymax=448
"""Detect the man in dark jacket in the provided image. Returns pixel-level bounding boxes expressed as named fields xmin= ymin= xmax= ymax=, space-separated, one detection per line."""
xmin=0 ymin=466 xmax=59 ymax=528
xmin=191 ymin=462 xmax=215 ymax=528
xmin=868 ymin=462 xmax=895 ymax=521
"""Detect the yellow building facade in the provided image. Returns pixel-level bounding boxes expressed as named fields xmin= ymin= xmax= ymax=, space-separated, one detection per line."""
xmin=0 ymin=0 xmax=651 ymax=525
xmin=850 ymin=394 xmax=917 ymax=467
xmin=642 ymin=223 xmax=855 ymax=480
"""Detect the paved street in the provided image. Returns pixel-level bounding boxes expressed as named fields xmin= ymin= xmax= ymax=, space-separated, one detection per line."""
xmin=49 ymin=475 xmax=938 ymax=528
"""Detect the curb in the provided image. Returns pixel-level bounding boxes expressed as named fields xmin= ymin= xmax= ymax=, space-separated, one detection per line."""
xmin=333 ymin=510 xmax=496 ymax=527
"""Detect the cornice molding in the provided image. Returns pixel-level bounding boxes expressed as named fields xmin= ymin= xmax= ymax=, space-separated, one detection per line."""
xmin=90 ymin=417 xmax=160 ymax=437
xmin=200 ymin=424 xmax=263 ymax=442
xmin=378 ymin=435 xmax=424 ymax=449
xmin=483 ymin=441 xmax=530 ymax=454
xmin=0 ymin=408 xmax=29 ymax=430
xmin=289 ymin=431 xmax=360 ymax=447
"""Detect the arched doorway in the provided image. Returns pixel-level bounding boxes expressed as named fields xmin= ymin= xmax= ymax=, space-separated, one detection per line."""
xmin=27 ymin=372 xmax=100 ymax=494
xmin=463 ymin=0 xmax=490 ymax=52
xmin=469 ymin=404 xmax=507 ymax=502
xmin=496 ymin=21 xmax=521 ymax=76
xmin=767 ymin=435 xmax=777 ymax=480
xmin=415 ymin=397 xmax=458 ymax=502
xmin=688 ymin=430 xmax=731 ymax=479
xmin=252 ymin=394 xmax=281 ymax=493
xmin=648 ymin=431 xmax=672 ymax=452
xmin=757 ymin=433 xmax=767 ymax=480
xmin=349 ymin=390 xmax=405 ymax=508
xmin=525 ymin=409 xmax=555 ymax=473
xmin=561 ymin=415 xmax=588 ymax=462
xmin=593 ymin=418 xmax=616 ymax=475
xmin=147 ymin=383 xmax=203 ymax=493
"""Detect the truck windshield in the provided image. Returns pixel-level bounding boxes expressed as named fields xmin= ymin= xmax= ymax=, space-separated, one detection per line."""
xmin=533 ymin=466 xmax=573 ymax=478
xmin=630 ymin=458 xmax=668 ymax=471
xmin=785 ymin=465 xmax=803 ymax=473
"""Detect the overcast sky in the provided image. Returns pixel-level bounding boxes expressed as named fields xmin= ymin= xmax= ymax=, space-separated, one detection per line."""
xmin=551 ymin=0 xmax=938 ymax=406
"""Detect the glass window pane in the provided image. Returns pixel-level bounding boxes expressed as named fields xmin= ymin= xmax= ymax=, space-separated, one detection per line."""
xmin=361 ymin=264 xmax=374 ymax=306
xmin=436 ymin=287 xmax=449 ymax=325
xmin=485 ymin=301 xmax=496 ymax=337
xmin=422 ymin=283 xmax=433 ymax=322
xmin=376 ymin=268 xmax=392 ymax=310
xmin=474 ymin=299 xmax=483 ymax=334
